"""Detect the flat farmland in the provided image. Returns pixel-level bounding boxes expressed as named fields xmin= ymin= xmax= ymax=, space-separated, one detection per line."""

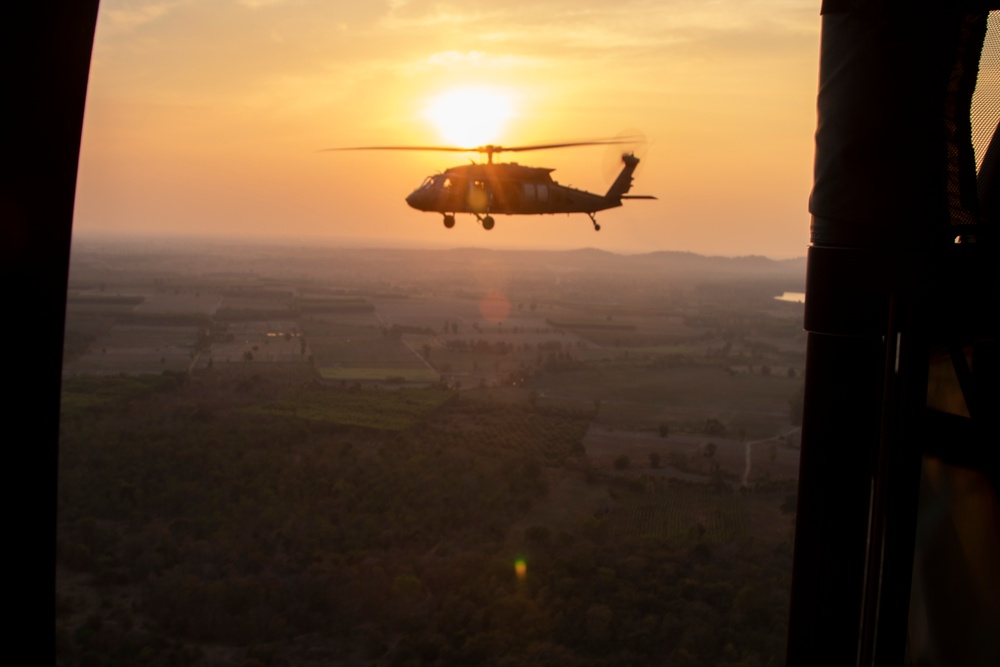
xmin=301 ymin=319 xmax=379 ymax=339
xmin=427 ymin=329 xmax=597 ymax=385
xmin=246 ymin=386 xmax=452 ymax=430
xmin=318 ymin=367 xmax=439 ymax=383
xmin=303 ymin=319 xmax=432 ymax=381
xmin=216 ymin=295 xmax=295 ymax=320
xmin=436 ymin=330 xmax=595 ymax=358
xmin=65 ymin=303 xmax=140 ymax=316
xmin=220 ymin=296 xmax=291 ymax=309
xmin=535 ymin=364 xmax=798 ymax=409
xmin=372 ymin=295 xmax=555 ymax=331
xmin=618 ymin=343 xmax=704 ymax=359
xmin=134 ymin=291 xmax=221 ymax=315
xmin=370 ymin=296 xmax=469 ymax=329
xmin=64 ymin=325 xmax=199 ymax=375
xmin=65 ymin=293 xmax=144 ymax=316
xmin=296 ymin=296 xmax=374 ymax=315
xmin=531 ymin=363 xmax=800 ymax=436
xmin=560 ymin=315 xmax=712 ymax=348
xmin=308 ymin=331 xmax=420 ymax=368
xmin=206 ymin=320 xmax=308 ymax=366
xmin=305 ymin=311 xmax=381 ymax=328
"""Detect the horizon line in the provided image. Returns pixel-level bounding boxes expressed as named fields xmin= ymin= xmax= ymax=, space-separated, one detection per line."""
xmin=70 ymin=229 xmax=808 ymax=263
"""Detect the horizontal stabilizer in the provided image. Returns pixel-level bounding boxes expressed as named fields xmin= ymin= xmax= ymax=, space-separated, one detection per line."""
xmin=621 ymin=195 xmax=657 ymax=200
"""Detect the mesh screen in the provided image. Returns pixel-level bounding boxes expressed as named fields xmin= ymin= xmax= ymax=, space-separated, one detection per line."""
xmin=972 ymin=11 xmax=1000 ymax=172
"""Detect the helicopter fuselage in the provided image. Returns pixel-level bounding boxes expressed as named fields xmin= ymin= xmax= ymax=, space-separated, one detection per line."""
xmin=406 ymin=162 xmax=614 ymax=216
xmin=404 ymin=153 xmax=650 ymax=231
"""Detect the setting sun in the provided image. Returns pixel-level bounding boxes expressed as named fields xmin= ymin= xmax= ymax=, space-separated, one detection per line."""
xmin=424 ymin=87 xmax=515 ymax=148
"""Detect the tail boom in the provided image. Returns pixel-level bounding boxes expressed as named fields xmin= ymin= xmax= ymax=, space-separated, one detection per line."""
xmin=605 ymin=153 xmax=641 ymax=200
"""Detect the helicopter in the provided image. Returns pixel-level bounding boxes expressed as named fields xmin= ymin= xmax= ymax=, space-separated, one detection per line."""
xmin=321 ymin=140 xmax=656 ymax=231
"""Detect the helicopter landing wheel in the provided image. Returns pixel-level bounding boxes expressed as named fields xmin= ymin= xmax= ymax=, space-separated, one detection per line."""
xmin=588 ymin=212 xmax=600 ymax=231
xmin=482 ymin=215 xmax=495 ymax=231
xmin=594 ymin=223 xmax=601 ymax=231
xmin=443 ymin=214 xmax=455 ymax=229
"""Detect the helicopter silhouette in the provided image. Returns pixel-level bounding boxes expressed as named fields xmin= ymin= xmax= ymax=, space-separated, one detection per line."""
xmin=322 ymin=140 xmax=656 ymax=231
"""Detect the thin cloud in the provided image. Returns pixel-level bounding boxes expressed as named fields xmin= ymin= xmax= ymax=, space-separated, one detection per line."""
xmin=100 ymin=0 xmax=188 ymax=35
xmin=239 ymin=0 xmax=287 ymax=7
xmin=376 ymin=0 xmax=816 ymax=58
xmin=413 ymin=50 xmax=545 ymax=71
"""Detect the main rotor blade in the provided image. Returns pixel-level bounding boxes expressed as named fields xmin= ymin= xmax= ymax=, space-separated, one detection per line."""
xmin=501 ymin=138 xmax=645 ymax=153
xmin=317 ymin=146 xmax=481 ymax=153
xmin=317 ymin=137 xmax=646 ymax=155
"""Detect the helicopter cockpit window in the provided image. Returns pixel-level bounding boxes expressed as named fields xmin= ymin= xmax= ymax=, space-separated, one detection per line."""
xmin=419 ymin=176 xmax=434 ymax=190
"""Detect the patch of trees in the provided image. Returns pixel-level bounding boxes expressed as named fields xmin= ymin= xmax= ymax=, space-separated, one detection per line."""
xmin=542 ymin=354 xmax=584 ymax=373
xmin=57 ymin=374 xmax=791 ymax=667
xmin=545 ymin=318 xmax=637 ymax=331
xmin=296 ymin=297 xmax=374 ymax=314
xmin=66 ymin=294 xmax=145 ymax=306
xmin=215 ymin=307 xmax=295 ymax=322
xmin=444 ymin=339 xmax=516 ymax=355
xmin=62 ymin=329 xmax=96 ymax=363
xmin=117 ymin=312 xmax=210 ymax=327
xmin=60 ymin=373 xmax=188 ymax=418
xmin=383 ymin=324 xmax=435 ymax=338
xmin=645 ymin=353 xmax=694 ymax=369
xmin=703 ymin=418 xmax=726 ymax=435
xmin=221 ymin=288 xmax=294 ymax=300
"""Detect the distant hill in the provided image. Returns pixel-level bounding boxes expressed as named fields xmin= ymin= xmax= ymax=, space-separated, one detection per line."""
xmin=69 ymin=234 xmax=806 ymax=292
xmin=441 ymin=246 xmax=805 ymax=281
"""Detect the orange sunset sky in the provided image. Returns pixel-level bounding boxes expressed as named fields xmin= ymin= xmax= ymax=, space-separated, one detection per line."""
xmin=74 ymin=1 xmax=822 ymax=258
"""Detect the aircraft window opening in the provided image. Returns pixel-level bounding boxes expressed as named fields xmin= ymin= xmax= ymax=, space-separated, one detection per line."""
xmin=51 ymin=2 xmax=873 ymax=665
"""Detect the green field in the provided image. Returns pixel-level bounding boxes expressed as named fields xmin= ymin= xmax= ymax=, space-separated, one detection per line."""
xmin=547 ymin=317 xmax=637 ymax=331
xmin=621 ymin=344 xmax=698 ymax=357
xmin=245 ymin=386 xmax=452 ymax=430
xmin=63 ymin=325 xmax=200 ymax=375
xmin=318 ymin=367 xmax=440 ymax=383
xmin=60 ymin=372 xmax=188 ymax=417
xmin=296 ymin=296 xmax=374 ymax=314
xmin=308 ymin=331 xmax=426 ymax=369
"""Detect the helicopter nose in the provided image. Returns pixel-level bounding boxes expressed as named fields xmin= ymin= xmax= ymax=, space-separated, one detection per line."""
xmin=406 ymin=190 xmax=427 ymax=211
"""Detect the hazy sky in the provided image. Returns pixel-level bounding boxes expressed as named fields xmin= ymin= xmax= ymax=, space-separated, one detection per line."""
xmin=74 ymin=0 xmax=822 ymax=258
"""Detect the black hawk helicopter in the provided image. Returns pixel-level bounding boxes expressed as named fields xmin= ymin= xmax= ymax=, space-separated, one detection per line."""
xmin=322 ymin=140 xmax=656 ymax=231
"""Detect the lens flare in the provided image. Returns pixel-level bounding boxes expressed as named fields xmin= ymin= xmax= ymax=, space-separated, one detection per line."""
xmin=514 ymin=557 xmax=527 ymax=581
xmin=478 ymin=291 xmax=511 ymax=323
